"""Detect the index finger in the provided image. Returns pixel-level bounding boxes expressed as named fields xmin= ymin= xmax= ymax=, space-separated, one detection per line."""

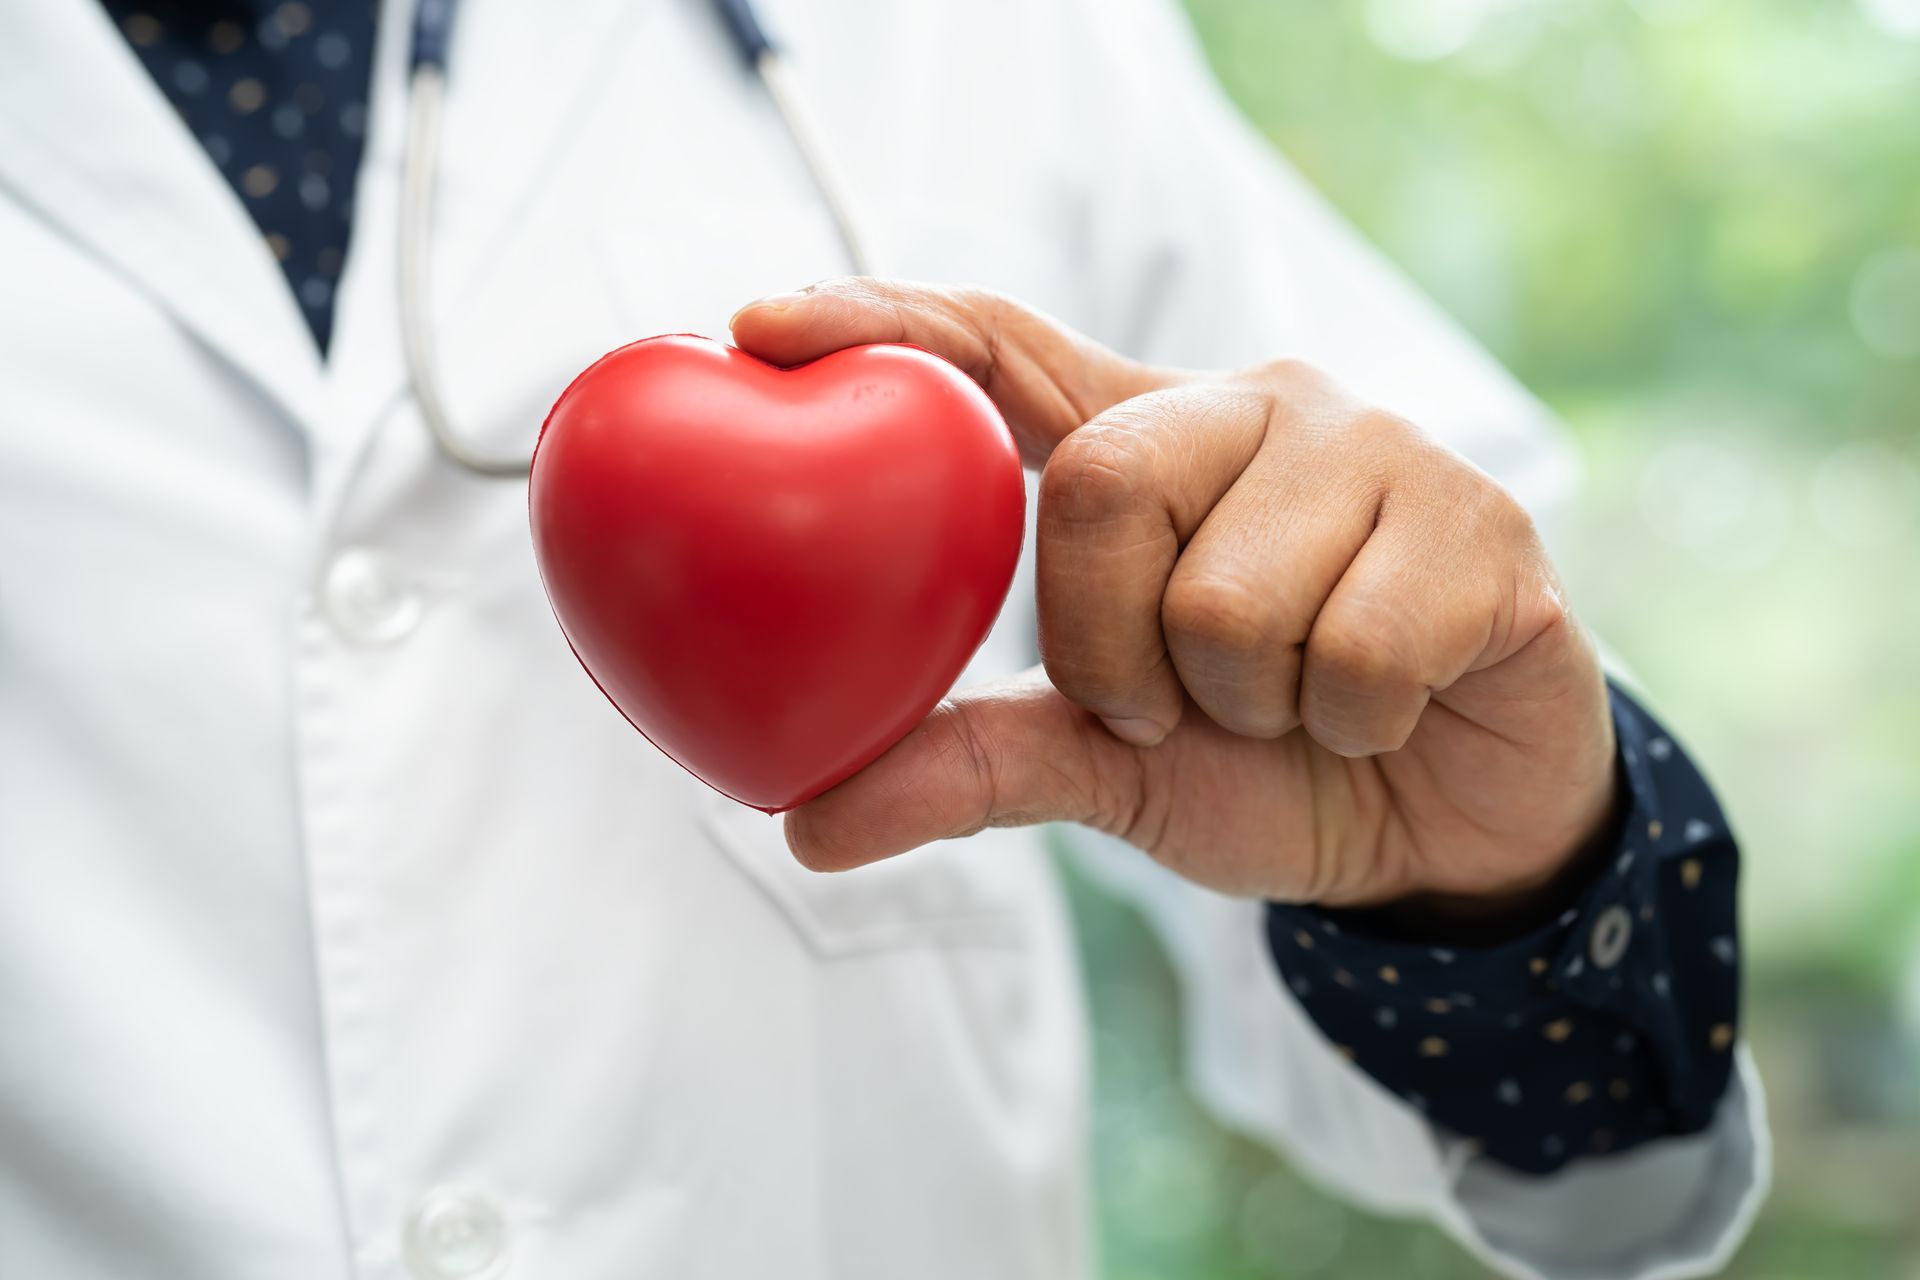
xmin=728 ymin=278 xmax=1173 ymax=463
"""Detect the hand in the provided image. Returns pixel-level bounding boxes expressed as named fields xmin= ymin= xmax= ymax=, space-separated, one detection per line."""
xmin=729 ymin=280 xmax=1617 ymax=923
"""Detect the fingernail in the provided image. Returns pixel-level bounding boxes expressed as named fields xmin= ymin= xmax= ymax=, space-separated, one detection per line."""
xmin=729 ymin=291 xmax=810 ymax=331
xmin=1101 ymin=716 xmax=1167 ymax=747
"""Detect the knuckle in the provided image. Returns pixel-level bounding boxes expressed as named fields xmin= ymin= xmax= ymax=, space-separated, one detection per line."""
xmin=1513 ymin=561 xmax=1577 ymax=649
xmin=945 ymin=283 xmax=1006 ymax=341
xmin=1229 ymin=354 xmax=1339 ymax=396
xmin=1041 ymin=647 xmax=1129 ymax=709
xmin=1204 ymin=698 xmax=1297 ymax=742
xmin=1481 ymin=477 xmax=1541 ymax=547
xmin=949 ymin=284 xmax=1015 ymax=320
xmin=1162 ymin=570 xmax=1279 ymax=659
xmin=1039 ymin=419 xmax=1158 ymax=525
xmin=1043 ymin=647 xmax=1177 ymax=729
xmin=1404 ymin=434 xmax=1531 ymax=523
xmin=1307 ymin=609 xmax=1422 ymax=695
xmin=1430 ymin=469 xmax=1549 ymax=603
xmin=1244 ymin=355 xmax=1325 ymax=392
xmin=929 ymin=701 xmax=999 ymax=812
xmin=898 ymin=283 xmax=1009 ymax=388
xmin=1347 ymin=407 xmax=1421 ymax=457
xmin=1198 ymin=706 xmax=1290 ymax=744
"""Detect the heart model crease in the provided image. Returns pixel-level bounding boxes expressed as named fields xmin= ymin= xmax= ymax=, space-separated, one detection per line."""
xmin=530 ymin=334 xmax=1026 ymax=813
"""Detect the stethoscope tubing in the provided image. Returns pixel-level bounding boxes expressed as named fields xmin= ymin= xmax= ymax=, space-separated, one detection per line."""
xmin=399 ymin=0 xmax=876 ymax=478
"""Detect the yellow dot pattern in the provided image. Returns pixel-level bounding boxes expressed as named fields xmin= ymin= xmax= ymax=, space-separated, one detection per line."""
xmin=104 ymin=1 xmax=377 ymax=352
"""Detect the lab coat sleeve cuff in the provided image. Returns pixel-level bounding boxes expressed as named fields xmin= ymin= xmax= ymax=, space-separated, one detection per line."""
xmin=1436 ymin=1045 xmax=1771 ymax=1280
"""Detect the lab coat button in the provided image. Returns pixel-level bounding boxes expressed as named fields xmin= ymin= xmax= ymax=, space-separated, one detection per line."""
xmin=323 ymin=547 xmax=424 ymax=644
xmin=404 ymin=1187 xmax=509 ymax=1279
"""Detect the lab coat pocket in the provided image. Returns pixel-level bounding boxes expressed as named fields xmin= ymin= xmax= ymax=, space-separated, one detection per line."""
xmin=697 ymin=789 xmax=1041 ymax=958
xmin=700 ymin=786 xmax=1082 ymax=1236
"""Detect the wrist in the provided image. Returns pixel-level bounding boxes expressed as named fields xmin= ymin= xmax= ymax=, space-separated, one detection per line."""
xmin=1349 ymin=762 xmax=1628 ymax=949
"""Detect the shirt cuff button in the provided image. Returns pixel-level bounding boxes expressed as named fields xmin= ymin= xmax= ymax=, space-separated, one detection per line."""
xmin=1589 ymin=904 xmax=1634 ymax=969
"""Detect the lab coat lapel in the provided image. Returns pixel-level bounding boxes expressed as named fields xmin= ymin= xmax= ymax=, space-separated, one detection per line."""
xmin=324 ymin=0 xmax=643 ymax=478
xmin=0 ymin=3 xmax=324 ymax=437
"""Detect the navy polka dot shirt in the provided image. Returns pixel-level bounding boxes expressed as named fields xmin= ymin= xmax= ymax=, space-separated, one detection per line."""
xmin=1268 ymin=681 xmax=1741 ymax=1174
xmin=105 ymin=0 xmax=378 ymax=354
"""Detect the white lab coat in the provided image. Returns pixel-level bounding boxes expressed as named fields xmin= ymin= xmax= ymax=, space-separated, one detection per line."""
xmin=0 ymin=0 xmax=1767 ymax=1277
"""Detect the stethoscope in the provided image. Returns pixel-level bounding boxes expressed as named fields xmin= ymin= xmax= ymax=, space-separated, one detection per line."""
xmin=399 ymin=0 xmax=876 ymax=477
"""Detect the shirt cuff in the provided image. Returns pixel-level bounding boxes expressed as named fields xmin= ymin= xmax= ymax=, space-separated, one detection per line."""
xmin=1265 ymin=680 xmax=1741 ymax=1174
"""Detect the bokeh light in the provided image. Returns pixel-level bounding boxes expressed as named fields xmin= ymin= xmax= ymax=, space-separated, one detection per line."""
xmin=1809 ymin=441 xmax=1920 ymax=548
xmin=1850 ymin=248 xmax=1920 ymax=362
xmin=1857 ymin=0 xmax=1920 ymax=38
xmin=1363 ymin=0 xmax=1532 ymax=63
xmin=1637 ymin=439 xmax=1795 ymax=573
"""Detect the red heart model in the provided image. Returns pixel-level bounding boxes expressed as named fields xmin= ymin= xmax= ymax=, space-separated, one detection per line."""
xmin=530 ymin=334 xmax=1026 ymax=813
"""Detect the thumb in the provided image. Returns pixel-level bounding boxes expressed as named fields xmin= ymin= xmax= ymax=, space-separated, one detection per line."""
xmin=783 ymin=668 xmax=1145 ymax=872
xmin=729 ymin=278 xmax=1171 ymax=463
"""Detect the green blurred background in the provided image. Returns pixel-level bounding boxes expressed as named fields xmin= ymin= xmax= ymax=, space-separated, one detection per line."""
xmin=1069 ymin=0 xmax=1920 ymax=1275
